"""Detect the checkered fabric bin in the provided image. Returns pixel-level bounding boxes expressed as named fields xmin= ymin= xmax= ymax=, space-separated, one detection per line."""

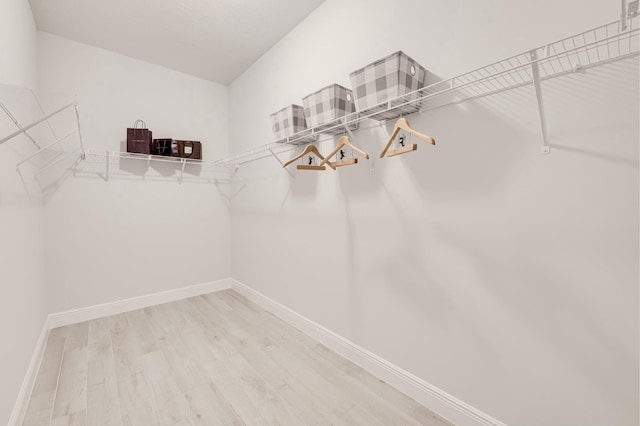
xmin=349 ymin=51 xmax=426 ymax=121
xmin=269 ymin=104 xmax=308 ymax=142
xmin=302 ymin=84 xmax=358 ymax=135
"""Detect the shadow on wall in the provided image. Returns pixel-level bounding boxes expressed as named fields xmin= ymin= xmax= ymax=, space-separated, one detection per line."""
xmin=550 ymin=143 xmax=638 ymax=167
xmin=389 ymin=87 xmax=536 ymax=201
xmin=435 ymin=224 xmax=637 ymax=413
xmin=373 ymin=58 xmax=639 ymax=201
xmin=333 ymin=59 xmax=638 ymax=395
xmin=545 ymin=57 xmax=640 ymax=168
xmin=327 ymin=72 xmax=533 ymax=343
xmin=291 ymin=167 xmax=319 ymax=198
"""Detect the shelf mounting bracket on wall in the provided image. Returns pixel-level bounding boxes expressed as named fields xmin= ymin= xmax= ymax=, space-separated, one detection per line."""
xmin=529 ymin=49 xmax=550 ymax=155
xmin=106 ymin=151 xmax=110 ymax=182
xmin=180 ymin=158 xmax=187 ymax=184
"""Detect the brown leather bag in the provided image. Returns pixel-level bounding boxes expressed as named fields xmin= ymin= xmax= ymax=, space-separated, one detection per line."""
xmin=177 ymin=140 xmax=202 ymax=160
xmin=126 ymin=120 xmax=152 ymax=154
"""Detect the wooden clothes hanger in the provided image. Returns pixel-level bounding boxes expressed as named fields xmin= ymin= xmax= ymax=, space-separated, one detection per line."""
xmin=320 ymin=136 xmax=369 ymax=168
xmin=379 ymin=118 xmax=435 ymax=158
xmin=282 ymin=144 xmax=336 ymax=170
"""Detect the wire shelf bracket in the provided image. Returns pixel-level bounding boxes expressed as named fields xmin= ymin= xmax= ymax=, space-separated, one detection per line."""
xmin=529 ymin=49 xmax=551 ymax=154
xmin=268 ymin=147 xmax=294 ymax=178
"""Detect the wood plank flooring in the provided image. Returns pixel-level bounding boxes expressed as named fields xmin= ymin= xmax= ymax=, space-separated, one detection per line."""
xmin=23 ymin=290 xmax=453 ymax=426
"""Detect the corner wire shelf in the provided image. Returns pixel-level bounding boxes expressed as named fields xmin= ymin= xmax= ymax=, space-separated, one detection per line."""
xmin=215 ymin=15 xmax=639 ymax=170
xmin=0 ymin=84 xmax=234 ymax=186
xmin=0 ymin=85 xmax=86 ymax=190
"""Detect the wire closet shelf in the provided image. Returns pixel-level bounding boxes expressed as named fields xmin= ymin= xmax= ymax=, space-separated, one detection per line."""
xmin=216 ymin=16 xmax=640 ymax=168
xmin=77 ymin=149 xmax=235 ymax=184
xmin=0 ymin=86 xmax=86 ymax=191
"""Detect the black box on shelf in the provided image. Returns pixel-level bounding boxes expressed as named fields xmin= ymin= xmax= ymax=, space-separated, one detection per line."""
xmin=176 ymin=140 xmax=202 ymax=160
xmin=152 ymin=138 xmax=173 ymax=156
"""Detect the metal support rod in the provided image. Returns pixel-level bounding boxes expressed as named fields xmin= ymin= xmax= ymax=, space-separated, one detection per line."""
xmin=34 ymin=152 xmax=84 ymax=190
xmin=269 ymin=147 xmax=294 ymax=177
xmin=16 ymin=167 xmax=31 ymax=197
xmin=15 ymin=129 xmax=79 ymax=169
xmin=622 ymin=0 xmax=628 ymax=30
xmin=222 ymin=163 xmax=239 ymax=176
xmin=0 ymin=102 xmax=75 ymax=145
xmin=529 ymin=49 xmax=550 ymax=154
xmin=216 ymin=145 xmax=274 ymax=166
xmin=342 ymin=117 xmax=357 ymax=142
xmin=180 ymin=159 xmax=186 ymax=184
xmin=0 ymin=100 xmax=41 ymax=148
xmin=30 ymin=90 xmax=58 ymax=139
xmin=73 ymin=102 xmax=86 ymax=159
xmin=223 ymin=147 xmax=297 ymax=167
xmin=34 ymin=148 xmax=81 ymax=176
xmin=231 ymin=184 xmax=247 ymax=199
xmin=106 ymin=152 xmax=110 ymax=182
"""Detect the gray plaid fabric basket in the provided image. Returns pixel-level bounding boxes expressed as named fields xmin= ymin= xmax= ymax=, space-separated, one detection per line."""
xmin=349 ymin=51 xmax=426 ymax=121
xmin=302 ymin=84 xmax=358 ymax=135
xmin=269 ymin=104 xmax=308 ymax=141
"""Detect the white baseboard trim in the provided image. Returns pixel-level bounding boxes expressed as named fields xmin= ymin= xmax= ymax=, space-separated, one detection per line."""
xmin=230 ymin=278 xmax=507 ymax=426
xmin=8 ymin=316 xmax=51 ymax=426
xmin=14 ymin=278 xmax=506 ymax=426
xmin=48 ymin=278 xmax=232 ymax=328
xmin=11 ymin=279 xmax=232 ymax=425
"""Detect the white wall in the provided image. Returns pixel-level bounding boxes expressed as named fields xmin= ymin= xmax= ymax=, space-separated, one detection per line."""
xmin=0 ymin=0 xmax=47 ymax=424
xmin=38 ymin=32 xmax=231 ymax=313
xmin=228 ymin=1 xmax=639 ymax=425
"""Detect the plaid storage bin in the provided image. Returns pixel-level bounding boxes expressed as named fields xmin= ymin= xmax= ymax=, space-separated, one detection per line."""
xmin=269 ymin=104 xmax=309 ymax=142
xmin=350 ymin=51 xmax=426 ymax=121
xmin=302 ymin=84 xmax=358 ymax=135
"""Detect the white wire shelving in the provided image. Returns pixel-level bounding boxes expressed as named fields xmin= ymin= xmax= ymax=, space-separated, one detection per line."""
xmin=73 ymin=149 xmax=235 ymax=184
xmin=0 ymin=85 xmax=86 ymax=191
xmin=216 ymin=14 xmax=639 ymax=169
xmin=2 ymin=11 xmax=638 ymax=188
xmin=0 ymin=84 xmax=234 ymax=186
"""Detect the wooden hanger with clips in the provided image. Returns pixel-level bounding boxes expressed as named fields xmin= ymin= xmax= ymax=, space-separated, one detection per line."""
xmin=379 ymin=117 xmax=435 ymax=158
xmin=320 ymin=135 xmax=369 ymax=168
xmin=282 ymin=144 xmax=336 ymax=170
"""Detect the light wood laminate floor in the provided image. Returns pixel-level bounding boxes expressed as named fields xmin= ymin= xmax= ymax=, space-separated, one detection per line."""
xmin=23 ymin=290 xmax=452 ymax=425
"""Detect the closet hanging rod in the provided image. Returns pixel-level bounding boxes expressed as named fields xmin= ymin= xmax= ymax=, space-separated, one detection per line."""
xmin=0 ymin=102 xmax=76 ymax=146
xmin=214 ymin=144 xmax=299 ymax=166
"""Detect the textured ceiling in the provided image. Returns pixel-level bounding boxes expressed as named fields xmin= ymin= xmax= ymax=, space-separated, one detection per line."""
xmin=29 ymin=0 xmax=325 ymax=85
